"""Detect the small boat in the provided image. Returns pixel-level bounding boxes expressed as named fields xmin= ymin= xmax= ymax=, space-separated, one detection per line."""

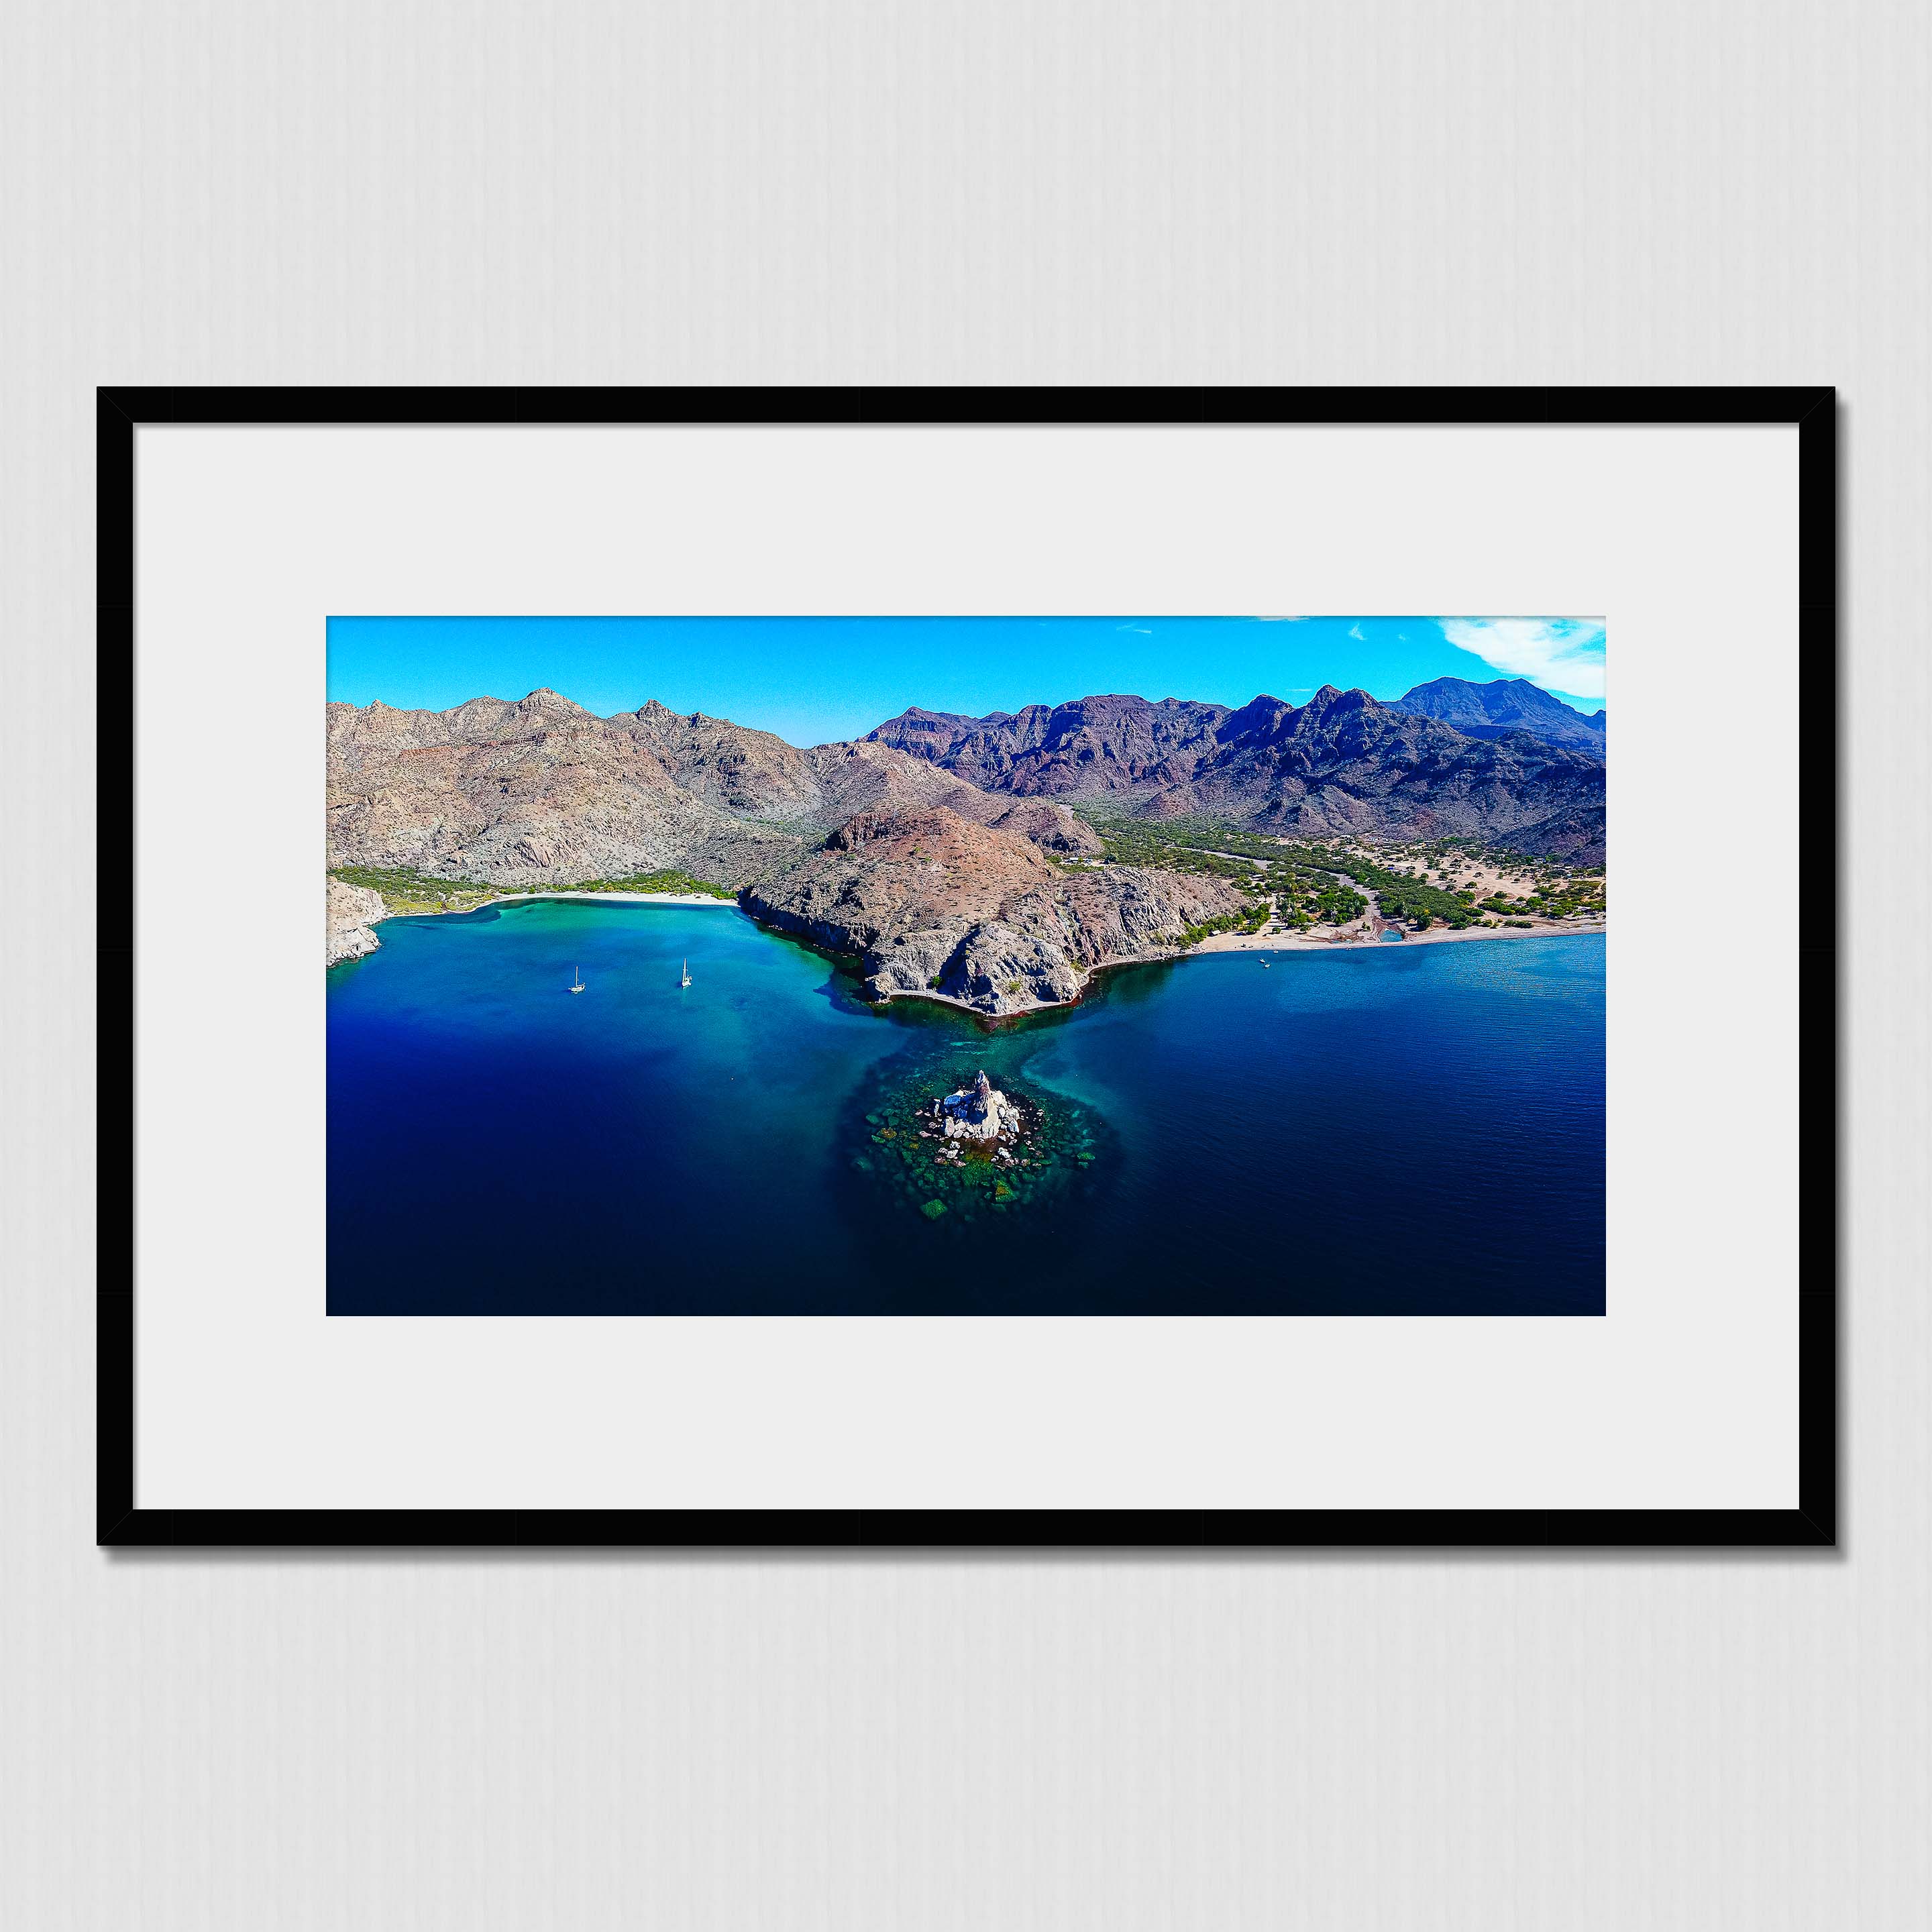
xmin=569 ymin=965 xmax=585 ymax=994
xmin=680 ymin=957 xmax=692 ymax=987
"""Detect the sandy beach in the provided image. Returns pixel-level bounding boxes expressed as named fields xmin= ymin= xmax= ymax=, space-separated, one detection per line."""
xmin=506 ymin=890 xmax=739 ymax=908
xmin=1192 ymin=918 xmax=1606 ymax=955
xmin=399 ymin=889 xmax=743 ymax=917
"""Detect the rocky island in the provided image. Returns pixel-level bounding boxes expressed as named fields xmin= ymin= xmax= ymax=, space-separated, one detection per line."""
xmin=937 ymin=1070 xmax=1021 ymax=1143
xmin=844 ymin=1044 xmax=1104 ymax=1230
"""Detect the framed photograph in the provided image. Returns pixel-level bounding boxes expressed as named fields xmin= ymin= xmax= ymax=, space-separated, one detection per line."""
xmin=100 ymin=386 xmax=1835 ymax=1546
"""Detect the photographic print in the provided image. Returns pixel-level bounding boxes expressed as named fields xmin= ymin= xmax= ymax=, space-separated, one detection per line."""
xmin=325 ymin=614 xmax=1607 ymax=1318
xmin=105 ymin=387 xmax=1833 ymax=1546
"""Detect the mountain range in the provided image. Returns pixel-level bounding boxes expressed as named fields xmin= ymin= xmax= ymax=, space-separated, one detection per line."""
xmin=329 ymin=676 xmax=1605 ymax=882
xmin=325 ymin=676 xmax=1605 ymax=1010
xmin=864 ymin=680 xmax=1603 ymax=855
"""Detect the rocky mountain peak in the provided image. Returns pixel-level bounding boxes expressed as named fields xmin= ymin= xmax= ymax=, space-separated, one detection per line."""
xmin=1218 ymin=694 xmax=1296 ymax=741
xmin=1388 ymin=675 xmax=1606 ymax=751
xmin=1296 ymin=684 xmax=1360 ymax=714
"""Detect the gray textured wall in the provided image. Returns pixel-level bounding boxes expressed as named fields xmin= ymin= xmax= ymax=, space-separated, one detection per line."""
xmin=2 ymin=1 xmax=1922 ymax=1927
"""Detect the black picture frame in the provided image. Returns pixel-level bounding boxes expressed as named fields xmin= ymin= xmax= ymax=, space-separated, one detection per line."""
xmin=97 ymin=384 xmax=1838 ymax=1549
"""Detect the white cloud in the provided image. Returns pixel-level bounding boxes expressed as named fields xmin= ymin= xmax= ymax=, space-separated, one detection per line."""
xmin=1346 ymin=623 xmax=1365 ymax=641
xmin=1114 ymin=622 xmax=1151 ymax=635
xmin=1437 ymin=617 xmax=1606 ymax=700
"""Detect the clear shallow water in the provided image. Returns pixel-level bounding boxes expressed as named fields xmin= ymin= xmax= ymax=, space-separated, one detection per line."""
xmin=328 ymin=902 xmax=1605 ymax=1316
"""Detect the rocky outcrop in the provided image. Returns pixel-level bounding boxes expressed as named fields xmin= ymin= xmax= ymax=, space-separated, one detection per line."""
xmin=938 ymin=1070 xmax=1021 ymax=1142
xmin=326 ymin=877 xmax=385 ymax=965
xmin=742 ymin=804 xmax=1248 ymax=1015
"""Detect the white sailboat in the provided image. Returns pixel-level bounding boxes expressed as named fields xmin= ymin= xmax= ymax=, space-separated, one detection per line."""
xmin=570 ymin=964 xmax=585 ymax=994
xmin=680 ymin=957 xmax=692 ymax=987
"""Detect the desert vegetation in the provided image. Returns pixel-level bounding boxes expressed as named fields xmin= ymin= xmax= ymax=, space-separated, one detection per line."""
xmin=1067 ymin=812 xmax=1606 ymax=935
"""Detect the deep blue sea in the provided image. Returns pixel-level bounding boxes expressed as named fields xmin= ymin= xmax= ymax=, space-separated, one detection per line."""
xmin=327 ymin=902 xmax=1605 ymax=1316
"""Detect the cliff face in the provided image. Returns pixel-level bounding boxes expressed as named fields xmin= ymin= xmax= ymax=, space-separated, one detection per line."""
xmin=868 ymin=686 xmax=1606 ymax=861
xmin=326 ymin=877 xmax=385 ymax=965
xmin=742 ymin=806 xmax=1247 ymax=1015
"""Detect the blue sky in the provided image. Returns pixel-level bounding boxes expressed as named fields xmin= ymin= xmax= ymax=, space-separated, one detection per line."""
xmin=325 ymin=615 xmax=1606 ymax=748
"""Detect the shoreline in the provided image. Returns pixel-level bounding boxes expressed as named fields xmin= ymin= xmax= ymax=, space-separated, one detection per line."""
xmin=875 ymin=919 xmax=1609 ymax=1023
xmin=1190 ymin=918 xmax=1607 ymax=955
xmin=360 ymin=885 xmax=1603 ymax=1015
xmin=383 ymin=889 xmax=744 ymax=922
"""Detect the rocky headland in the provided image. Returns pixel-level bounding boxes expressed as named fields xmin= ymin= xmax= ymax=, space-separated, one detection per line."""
xmin=326 ymin=877 xmax=386 ymax=965
xmin=740 ymin=804 xmax=1247 ymax=1015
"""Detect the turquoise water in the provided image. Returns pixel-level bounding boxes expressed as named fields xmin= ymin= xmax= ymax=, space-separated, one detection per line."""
xmin=328 ymin=902 xmax=1605 ymax=1315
